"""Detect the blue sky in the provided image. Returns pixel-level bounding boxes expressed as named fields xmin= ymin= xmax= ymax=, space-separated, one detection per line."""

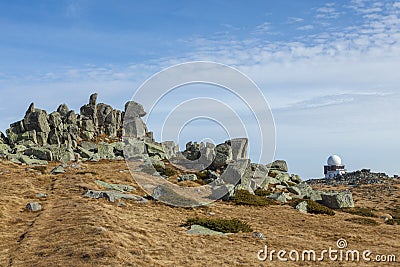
xmin=0 ymin=0 xmax=399 ymax=178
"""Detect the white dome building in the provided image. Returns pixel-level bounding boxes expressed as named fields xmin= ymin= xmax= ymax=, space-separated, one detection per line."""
xmin=324 ymin=155 xmax=346 ymax=178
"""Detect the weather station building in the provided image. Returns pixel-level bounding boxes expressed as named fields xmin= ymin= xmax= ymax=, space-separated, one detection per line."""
xmin=324 ymin=155 xmax=346 ymax=178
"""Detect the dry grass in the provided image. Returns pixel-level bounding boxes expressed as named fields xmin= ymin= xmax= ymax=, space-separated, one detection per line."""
xmin=0 ymin=159 xmax=399 ymax=266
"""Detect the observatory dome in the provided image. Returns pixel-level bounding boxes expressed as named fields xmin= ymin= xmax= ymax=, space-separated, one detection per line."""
xmin=327 ymin=155 xmax=342 ymax=166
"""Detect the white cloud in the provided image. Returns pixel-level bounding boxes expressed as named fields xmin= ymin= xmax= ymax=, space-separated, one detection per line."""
xmin=297 ymin=25 xmax=314 ymax=31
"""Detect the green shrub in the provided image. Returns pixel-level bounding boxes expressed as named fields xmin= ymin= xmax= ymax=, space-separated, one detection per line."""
xmin=305 ymin=200 xmax=336 ymax=216
xmin=195 ymin=171 xmax=208 ymax=180
xmin=183 ymin=217 xmax=253 ymax=233
xmin=341 ymin=207 xmax=378 ymax=218
xmin=345 ymin=217 xmax=379 ymax=226
xmin=385 ymin=218 xmax=400 ymax=225
xmin=153 ymin=164 xmax=177 ymax=177
xmin=254 ymin=188 xmax=272 ymax=196
xmin=232 ymin=190 xmax=276 ymax=206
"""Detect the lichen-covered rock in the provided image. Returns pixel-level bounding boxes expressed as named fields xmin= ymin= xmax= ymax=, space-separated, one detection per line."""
xmin=24 ymin=147 xmax=53 ymax=161
xmin=211 ymin=142 xmax=233 ymax=170
xmin=229 ymin=138 xmax=248 ymax=160
xmin=268 ymin=192 xmax=292 ymax=203
xmin=97 ymin=142 xmax=115 ymax=159
xmin=267 ymin=160 xmax=288 ymax=172
xmin=23 ymin=104 xmax=50 ymax=133
xmin=321 ymin=190 xmax=354 ymax=209
xmin=26 ymin=202 xmax=42 ymax=211
xmin=178 ymin=174 xmax=197 ymax=182
xmin=295 ymin=201 xmax=308 ymax=213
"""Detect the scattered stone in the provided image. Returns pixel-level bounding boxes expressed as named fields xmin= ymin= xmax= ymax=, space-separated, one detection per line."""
xmin=295 ymin=201 xmax=308 ymax=213
xmin=36 ymin=193 xmax=47 ymax=198
xmin=26 ymin=202 xmax=42 ymax=211
xmin=252 ymin=232 xmax=266 ymax=240
xmin=51 ymin=165 xmax=65 ymax=174
xmin=178 ymin=174 xmax=198 ymax=182
xmin=268 ymin=192 xmax=292 ymax=203
xmin=186 ymin=225 xmax=227 ymax=236
xmin=84 ymin=189 xmax=145 ymax=203
xmin=95 ymin=180 xmax=135 ymax=192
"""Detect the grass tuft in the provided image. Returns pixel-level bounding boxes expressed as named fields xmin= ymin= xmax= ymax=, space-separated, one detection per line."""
xmin=341 ymin=207 xmax=378 ymax=218
xmin=232 ymin=190 xmax=276 ymax=206
xmin=183 ymin=217 xmax=253 ymax=233
xmin=345 ymin=217 xmax=379 ymax=226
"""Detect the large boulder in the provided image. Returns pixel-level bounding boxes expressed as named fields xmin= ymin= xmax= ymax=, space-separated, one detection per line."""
xmin=125 ymin=101 xmax=146 ymax=117
xmin=123 ymin=139 xmax=146 ymax=159
xmin=267 ymin=160 xmax=288 ymax=172
xmin=124 ymin=117 xmax=147 ymax=138
xmin=23 ymin=103 xmax=50 ymax=133
xmin=220 ymin=159 xmax=250 ymax=187
xmin=97 ymin=142 xmax=115 ymax=159
xmin=24 ymin=146 xmax=53 ymax=161
xmin=321 ymin=190 xmax=354 ymax=209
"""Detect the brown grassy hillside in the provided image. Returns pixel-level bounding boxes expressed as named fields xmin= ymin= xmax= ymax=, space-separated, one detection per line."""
xmin=0 ymin=159 xmax=399 ymax=266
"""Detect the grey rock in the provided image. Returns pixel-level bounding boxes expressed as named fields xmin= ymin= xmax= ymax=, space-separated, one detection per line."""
xmin=220 ymin=159 xmax=250 ymax=186
xmin=84 ymin=189 xmax=141 ymax=203
xmin=23 ymin=106 xmax=50 ymax=133
xmin=253 ymin=232 xmax=266 ymax=240
xmin=0 ymin=144 xmax=11 ymax=155
xmin=36 ymin=193 xmax=47 ymax=198
xmin=210 ymin=184 xmax=236 ymax=201
xmin=161 ymin=141 xmax=180 ymax=159
xmin=97 ymin=142 xmax=115 ymax=159
xmin=24 ymin=147 xmax=53 ymax=161
xmin=80 ymin=130 xmax=95 ymax=140
xmin=123 ymin=139 xmax=146 ymax=158
xmin=124 ymin=117 xmax=147 ymax=138
xmin=186 ymin=225 xmax=227 ymax=236
xmin=76 ymin=146 xmax=95 ymax=159
xmin=18 ymin=154 xmax=48 ymax=165
xmin=287 ymin=186 xmax=302 ymax=195
xmin=178 ymin=174 xmax=198 ymax=182
xmin=51 ymin=165 xmax=65 ymax=174
xmin=89 ymin=93 xmax=98 ymax=106
xmin=124 ymin=101 xmax=146 ymax=117
xmin=321 ymin=190 xmax=354 ymax=209
xmin=265 ymin=176 xmax=281 ymax=185
xmin=211 ymin=142 xmax=233 ymax=170
xmin=0 ymin=131 xmax=7 ymax=144
xmin=36 ymin=132 xmax=48 ymax=146
xmin=81 ymin=119 xmax=96 ymax=132
xmin=79 ymin=141 xmax=97 ymax=151
xmin=95 ymin=180 xmax=135 ymax=192
xmin=49 ymin=112 xmax=63 ymax=130
xmin=26 ymin=202 xmax=42 ymax=211
xmin=267 ymin=160 xmax=288 ymax=172
xmin=57 ymin=104 xmax=70 ymax=117
xmin=145 ymin=141 xmax=166 ymax=160
xmin=230 ymin=138 xmax=248 ymax=160
xmin=290 ymin=174 xmax=302 ymax=184
xmin=268 ymin=192 xmax=292 ymax=203
xmin=295 ymin=201 xmax=308 ymax=213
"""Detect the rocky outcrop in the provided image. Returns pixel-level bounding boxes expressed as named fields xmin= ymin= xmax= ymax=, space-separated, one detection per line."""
xmin=0 ymin=93 xmax=151 ymax=165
